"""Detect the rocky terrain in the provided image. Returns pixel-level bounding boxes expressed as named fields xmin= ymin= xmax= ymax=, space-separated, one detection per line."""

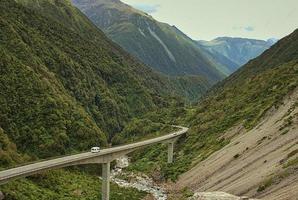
xmin=190 ymin=192 xmax=257 ymax=200
xmin=176 ymin=88 xmax=298 ymax=200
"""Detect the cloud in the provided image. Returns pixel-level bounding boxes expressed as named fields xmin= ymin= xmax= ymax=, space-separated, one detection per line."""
xmin=133 ymin=3 xmax=160 ymax=14
xmin=233 ymin=26 xmax=255 ymax=32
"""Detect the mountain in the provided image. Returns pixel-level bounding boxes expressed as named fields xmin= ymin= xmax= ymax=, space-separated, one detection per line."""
xmin=71 ymin=0 xmax=227 ymax=82
xmin=197 ymin=37 xmax=276 ymax=73
xmin=1 ymin=0 xmax=199 ymax=161
xmin=0 ymin=0 xmax=201 ymax=198
xmin=127 ymin=29 xmax=298 ymax=199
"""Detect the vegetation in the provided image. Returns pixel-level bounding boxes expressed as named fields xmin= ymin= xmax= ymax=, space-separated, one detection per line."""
xmin=197 ymin=37 xmax=275 ymax=73
xmin=257 ymin=166 xmax=294 ymax=193
xmin=125 ymin=29 xmax=298 ymax=180
xmin=180 ymin=187 xmax=194 ymax=200
xmin=0 ymin=0 xmax=184 ymax=198
xmin=0 ymin=0 xmax=297 ymax=199
xmin=0 ymin=0 xmax=187 ymax=160
xmin=257 ymin=177 xmax=274 ymax=192
xmin=112 ymin=118 xmax=174 ymax=145
xmin=72 ymin=0 xmax=226 ymax=79
xmin=168 ymin=75 xmax=211 ymax=102
xmin=72 ymin=0 xmax=230 ymax=102
xmin=1 ymin=169 xmax=146 ymax=200
xmin=283 ymin=157 xmax=298 ymax=169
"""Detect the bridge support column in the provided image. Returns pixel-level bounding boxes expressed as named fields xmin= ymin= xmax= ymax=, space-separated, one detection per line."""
xmin=167 ymin=142 xmax=174 ymax=163
xmin=102 ymin=162 xmax=110 ymax=200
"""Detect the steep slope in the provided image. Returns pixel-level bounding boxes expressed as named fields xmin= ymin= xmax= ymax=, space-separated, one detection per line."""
xmin=0 ymin=0 xmax=181 ymax=167
xmin=71 ymin=0 xmax=226 ymax=81
xmin=197 ymin=37 xmax=276 ymax=73
xmin=171 ymin=30 xmax=298 ymax=199
xmin=124 ymin=29 xmax=298 ymax=199
xmin=0 ymin=0 xmax=184 ymax=198
xmin=178 ymin=89 xmax=298 ymax=199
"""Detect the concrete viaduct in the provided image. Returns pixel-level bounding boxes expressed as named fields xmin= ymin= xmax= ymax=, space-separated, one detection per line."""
xmin=0 ymin=126 xmax=188 ymax=200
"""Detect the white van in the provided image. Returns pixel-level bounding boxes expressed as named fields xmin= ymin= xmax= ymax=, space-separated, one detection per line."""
xmin=91 ymin=147 xmax=100 ymax=153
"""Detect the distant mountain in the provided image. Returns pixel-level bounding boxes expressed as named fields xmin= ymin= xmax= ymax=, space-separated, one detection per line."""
xmin=72 ymin=0 xmax=227 ymax=82
xmin=197 ymin=37 xmax=276 ymax=73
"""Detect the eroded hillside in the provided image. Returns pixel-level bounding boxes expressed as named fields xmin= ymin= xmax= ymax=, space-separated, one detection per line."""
xmin=124 ymin=29 xmax=298 ymax=200
xmin=176 ymin=88 xmax=298 ymax=199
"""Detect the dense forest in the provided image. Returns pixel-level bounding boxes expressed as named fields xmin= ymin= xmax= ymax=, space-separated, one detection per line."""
xmin=0 ymin=0 xmax=182 ymax=161
xmin=0 ymin=0 xmax=297 ymax=199
xmin=0 ymin=0 xmax=186 ymax=198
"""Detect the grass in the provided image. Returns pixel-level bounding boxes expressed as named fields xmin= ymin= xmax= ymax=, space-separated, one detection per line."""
xmin=124 ymin=32 xmax=298 ymax=181
xmin=0 ymin=169 xmax=146 ymax=200
xmin=257 ymin=177 xmax=274 ymax=192
xmin=258 ymin=164 xmax=295 ymax=193
xmin=181 ymin=187 xmax=194 ymax=199
xmin=283 ymin=157 xmax=298 ymax=169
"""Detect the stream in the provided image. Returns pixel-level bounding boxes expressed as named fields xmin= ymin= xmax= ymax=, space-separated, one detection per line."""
xmin=110 ymin=156 xmax=167 ymax=200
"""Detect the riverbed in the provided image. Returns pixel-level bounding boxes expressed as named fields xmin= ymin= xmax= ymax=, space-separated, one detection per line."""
xmin=111 ymin=156 xmax=167 ymax=200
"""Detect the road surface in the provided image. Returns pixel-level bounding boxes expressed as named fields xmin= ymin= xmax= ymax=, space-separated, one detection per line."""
xmin=0 ymin=125 xmax=188 ymax=185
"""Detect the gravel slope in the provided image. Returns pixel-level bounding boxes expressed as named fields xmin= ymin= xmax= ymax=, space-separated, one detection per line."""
xmin=176 ymin=88 xmax=298 ymax=200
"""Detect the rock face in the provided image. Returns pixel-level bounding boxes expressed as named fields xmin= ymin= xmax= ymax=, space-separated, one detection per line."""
xmin=189 ymin=192 xmax=257 ymax=200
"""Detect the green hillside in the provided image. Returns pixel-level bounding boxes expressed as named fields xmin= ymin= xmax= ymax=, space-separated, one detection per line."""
xmin=72 ymin=0 xmax=227 ymax=81
xmin=126 ymin=29 xmax=298 ymax=180
xmin=0 ymin=0 xmax=186 ymax=158
xmin=0 ymin=0 xmax=297 ymax=199
xmin=0 ymin=0 xmax=188 ymax=198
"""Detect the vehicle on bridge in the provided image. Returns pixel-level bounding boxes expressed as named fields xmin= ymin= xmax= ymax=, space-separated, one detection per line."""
xmin=91 ymin=147 xmax=100 ymax=153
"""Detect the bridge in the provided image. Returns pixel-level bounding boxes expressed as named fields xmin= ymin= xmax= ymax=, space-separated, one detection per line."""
xmin=0 ymin=126 xmax=188 ymax=200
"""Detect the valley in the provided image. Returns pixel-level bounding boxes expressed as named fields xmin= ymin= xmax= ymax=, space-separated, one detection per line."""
xmin=0 ymin=0 xmax=297 ymax=200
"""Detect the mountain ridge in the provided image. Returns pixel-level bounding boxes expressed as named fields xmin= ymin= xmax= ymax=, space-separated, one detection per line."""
xmin=0 ymin=0 xmax=179 ymax=162
xmin=125 ymin=29 xmax=298 ymax=200
xmin=197 ymin=37 xmax=276 ymax=73
xmin=72 ymin=0 xmax=227 ymax=81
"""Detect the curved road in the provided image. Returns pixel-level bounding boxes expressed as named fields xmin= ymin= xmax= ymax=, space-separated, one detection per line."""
xmin=0 ymin=125 xmax=188 ymax=185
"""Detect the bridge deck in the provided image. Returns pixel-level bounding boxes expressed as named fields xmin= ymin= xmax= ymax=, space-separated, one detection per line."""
xmin=0 ymin=126 xmax=188 ymax=185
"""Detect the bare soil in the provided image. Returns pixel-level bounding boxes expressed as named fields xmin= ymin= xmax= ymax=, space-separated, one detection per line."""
xmin=173 ymin=88 xmax=298 ymax=200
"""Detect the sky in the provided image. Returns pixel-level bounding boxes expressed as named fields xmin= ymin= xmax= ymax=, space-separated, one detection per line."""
xmin=121 ymin=0 xmax=298 ymax=41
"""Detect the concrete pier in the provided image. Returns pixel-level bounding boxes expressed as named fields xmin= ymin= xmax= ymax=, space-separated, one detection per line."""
xmin=0 ymin=126 xmax=188 ymax=200
xmin=168 ymin=142 xmax=174 ymax=163
xmin=102 ymin=162 xmax=110 ymax=200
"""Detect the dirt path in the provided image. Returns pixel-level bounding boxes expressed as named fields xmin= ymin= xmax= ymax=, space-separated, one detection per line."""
xmin=175 ymin=89 xmax=298 ymax=200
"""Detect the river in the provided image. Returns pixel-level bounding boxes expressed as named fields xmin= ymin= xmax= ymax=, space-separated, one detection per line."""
xmin=110 ymin=156 xmax=167 ymax=200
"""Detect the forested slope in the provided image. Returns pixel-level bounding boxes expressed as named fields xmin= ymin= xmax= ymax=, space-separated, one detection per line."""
xmin=127 ymin=29 xmax=298 ymax=185
xmin=0 ymin=0 xmax=177 ymax=161
xmin=72 ymin=0 xmax=227 ymax=79
xmin=0 ymin=0 xmax=185 ymax=198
